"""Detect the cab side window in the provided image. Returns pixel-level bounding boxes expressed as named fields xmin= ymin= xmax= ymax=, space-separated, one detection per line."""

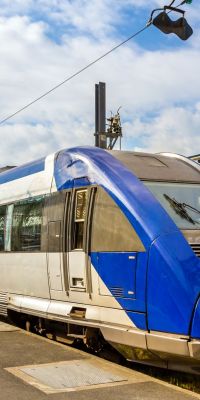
xmin=91 ymin=187 xmax=145 ymax=252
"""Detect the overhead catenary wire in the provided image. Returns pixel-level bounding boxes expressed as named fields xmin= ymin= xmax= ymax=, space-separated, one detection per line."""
xmin=0 ymin=1 xmax=189 ymax=126
xmin=0 ymin=24 xmax=150 ymax=126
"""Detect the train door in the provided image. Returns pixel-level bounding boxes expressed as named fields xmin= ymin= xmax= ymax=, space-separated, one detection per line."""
xmin=68 ymin=188 xmax=87 ymax=290
xmin=47 ymin=220 xmax=63 ymax=291
xmin=46 ymin=191 xmax=66 ymax=296
xmin=66 ymin=186 xmax=94 ymax=294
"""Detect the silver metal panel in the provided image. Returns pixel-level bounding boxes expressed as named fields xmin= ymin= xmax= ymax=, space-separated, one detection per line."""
xmin=48 ymin=253 xmax=63 ymax=291
xmin=8 ymin=294 xmax=22 ymax=311
xmin=17 ymin=296 xmax=49 ymax=314
xmin=9 ymin=293 xmax=134 ymax=328
xmin=20 ymin=360 xmax=125 ymax=389
xmin=46 ymin=297 xmax=134 ymax=327
xmin=146 ymin=333 xmax=190 ymax=357
xmin=68 ymin=252 xmax=86 ymax=289
xmin=0 ymin=253 xmax=49 ymax=298
xmin=101 ymin=326 xmax=147 ymax=349
xmin=188 ymin=341 xmax=200 ymax=360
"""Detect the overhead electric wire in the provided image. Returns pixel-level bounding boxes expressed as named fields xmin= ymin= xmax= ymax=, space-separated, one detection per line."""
xmin=0 ymin=1 xmax=188 ymax=126
xmin=0 ymin=24 xmax=150 ymax=126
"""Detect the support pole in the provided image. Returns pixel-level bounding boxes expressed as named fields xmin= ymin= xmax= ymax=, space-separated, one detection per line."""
xmin=95 ymin=82 xmax=107 ymax=149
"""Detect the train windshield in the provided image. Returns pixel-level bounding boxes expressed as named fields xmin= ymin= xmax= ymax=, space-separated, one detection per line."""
xmin=144 ymin=182 xmax=200 ymax=229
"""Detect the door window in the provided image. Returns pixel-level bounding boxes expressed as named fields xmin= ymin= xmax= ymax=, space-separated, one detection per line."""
xmin=0 ymin=205 xmax=7 ymax=251
xmin=72 ymin=190 xmax=87 ymax=250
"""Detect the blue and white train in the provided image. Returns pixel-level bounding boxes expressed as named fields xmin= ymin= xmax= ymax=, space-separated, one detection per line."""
xmin=0 ymin=146 xmax=200 ymax=373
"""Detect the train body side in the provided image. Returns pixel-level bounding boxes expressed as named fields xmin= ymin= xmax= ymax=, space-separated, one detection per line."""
xmin=0 ymin=146 xmax=199 ymax=371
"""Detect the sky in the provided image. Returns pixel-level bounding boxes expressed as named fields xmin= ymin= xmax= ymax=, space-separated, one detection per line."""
xmin=0 ymin=0 xmax=199 ymax=166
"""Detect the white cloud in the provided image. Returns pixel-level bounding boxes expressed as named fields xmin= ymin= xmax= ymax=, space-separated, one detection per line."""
xmin=0 ymin=2 xmax=199 ymax=166
xmin=124 ymin=105 xmax=200 ymax=156
xmin=0 ymin=0 xmax=173 ymax=39
xmin=0 ymin=0 xmax=197 ymax=36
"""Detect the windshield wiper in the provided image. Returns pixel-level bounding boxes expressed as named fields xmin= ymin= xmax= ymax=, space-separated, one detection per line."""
xmin=181 ymin=202 xmax=200 ymax=216
xmin=163 ymin=194 xmax=200 ymax=225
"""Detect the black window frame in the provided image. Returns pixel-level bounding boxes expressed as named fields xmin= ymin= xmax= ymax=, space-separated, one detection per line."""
xmin=71 ymin=188 xmax=88 ymax=251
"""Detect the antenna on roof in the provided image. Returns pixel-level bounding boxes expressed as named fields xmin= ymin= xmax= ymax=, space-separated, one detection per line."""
xmin=106 ymin=108 xmax=122 ymax=150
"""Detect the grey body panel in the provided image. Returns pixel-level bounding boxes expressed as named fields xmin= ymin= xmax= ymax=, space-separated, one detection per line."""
xmin=0 ymin=253 xmax=50 ymax=298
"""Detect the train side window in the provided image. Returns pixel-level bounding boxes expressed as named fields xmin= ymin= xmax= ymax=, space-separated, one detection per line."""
xmin=5 ymin=204 xmax=14 ymax=252
xmin=91 ymin=187 xmax=145 ymax=252
xmin=11 ymin=196 xmax=43 ymax=252
xmin=72 ymin=190 xmax=87 ymax=250
xmin=0 ymin=205 xmax=7 ymax=251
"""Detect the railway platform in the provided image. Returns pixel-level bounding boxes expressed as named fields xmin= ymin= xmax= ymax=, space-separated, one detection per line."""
xmin=0 ymin=319 xmax=199 ymax=400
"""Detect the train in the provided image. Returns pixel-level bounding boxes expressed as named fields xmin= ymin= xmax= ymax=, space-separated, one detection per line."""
xmin=0 ymin=146 xmax=200 ymax=373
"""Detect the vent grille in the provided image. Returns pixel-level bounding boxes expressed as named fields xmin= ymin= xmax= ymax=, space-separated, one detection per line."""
xmin=0 ymin=292 xmax=8 ymax=316
xmin=190 ymin=243 xmax=200 ymax=258
xmin=109 ymin=287 xmax=124 ymax=297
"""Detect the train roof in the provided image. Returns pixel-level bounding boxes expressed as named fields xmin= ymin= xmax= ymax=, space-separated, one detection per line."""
xmin=0 ymin=147 xmax=199 ymax=188
xmin=0 ymin=147 xmax=199 ymax=245
xmin=109 ymin=150 xmax=200 ymax=183
xmin=0 ymin=158 xmax=45 ymax=185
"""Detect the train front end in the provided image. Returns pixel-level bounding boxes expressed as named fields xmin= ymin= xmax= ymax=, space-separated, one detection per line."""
xmin=111 ymin=150 xmax=200 ymax=371
xmin=55 ymin=147 xmax=200 ymax=372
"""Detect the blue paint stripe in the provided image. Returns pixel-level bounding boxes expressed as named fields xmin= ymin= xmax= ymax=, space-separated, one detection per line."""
xmin=127 ymin=312 xmax=147 ymax=330
xmin=0 ymin=158 xmax=45 ymax=184
xmin=90 ymin=252 xmax=147 ymax=330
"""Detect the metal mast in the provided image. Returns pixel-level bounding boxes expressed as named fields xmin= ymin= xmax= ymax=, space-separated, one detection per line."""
xmin=94 ymin=82 xmax=122 ymax=150
xmin=95 ymin=82 xmax=107 ymax=149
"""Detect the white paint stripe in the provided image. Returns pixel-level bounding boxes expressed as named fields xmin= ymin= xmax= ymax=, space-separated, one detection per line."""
xmin=0 ymin=153 xmax=56 ymax=203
